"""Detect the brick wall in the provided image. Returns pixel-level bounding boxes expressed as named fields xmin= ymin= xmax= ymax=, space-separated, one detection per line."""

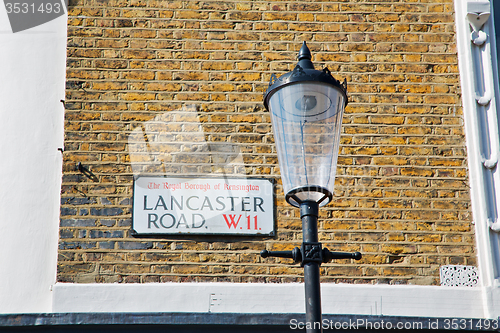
xmin=59 ymin=0 xmax=475 ymax=285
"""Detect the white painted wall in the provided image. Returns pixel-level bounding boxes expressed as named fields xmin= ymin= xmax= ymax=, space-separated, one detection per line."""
xmin=0 ymin=5 xmax=67 ymax=313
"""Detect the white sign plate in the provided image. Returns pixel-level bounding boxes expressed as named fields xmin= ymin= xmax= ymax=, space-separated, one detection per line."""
xmin=132 ymin=177 xmax=275 ymax=235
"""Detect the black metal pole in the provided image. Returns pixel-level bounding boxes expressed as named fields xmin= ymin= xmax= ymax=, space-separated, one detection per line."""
xmin=300 ymin=201 xmax=322 ymax=333
xmin=260 ymin=198 xmax=361 ymax=332
xmin=260 ymin=198 xmax=362 ymax=332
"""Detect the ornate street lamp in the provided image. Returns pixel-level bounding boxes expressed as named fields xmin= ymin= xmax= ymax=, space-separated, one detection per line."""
xmin=261 ymin=42 xmax=362 ymax=333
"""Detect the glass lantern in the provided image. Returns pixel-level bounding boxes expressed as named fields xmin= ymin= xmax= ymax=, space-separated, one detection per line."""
xmin=264 ymin=42 xmax=348 ymax=208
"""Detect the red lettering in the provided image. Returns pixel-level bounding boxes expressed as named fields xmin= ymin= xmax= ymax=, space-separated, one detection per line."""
xmin=148 ymin=182 xmax=159 ymax=189
xmin=246 ymin=215 xmax=259 ymax=229
xmin=223 ymin=214 xmax=241 ymax=229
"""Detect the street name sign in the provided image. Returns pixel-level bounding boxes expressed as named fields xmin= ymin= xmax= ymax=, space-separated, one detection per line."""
xmin=132 ymin=176 xmax=275 ymax=235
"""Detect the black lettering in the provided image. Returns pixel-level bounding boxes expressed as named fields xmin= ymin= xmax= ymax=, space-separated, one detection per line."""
xmin=254 ymin=197 xmax=264 ymax=212
xmin=191 ymin=214 xmax=205 ymax=228
xmin=241 ymin=197 xmax=250 ymax=211
xmin=201 ymin=196 xmax=214 ymax=211
xmin=228 ymin=196 xmax=238 ymax=211
xmin=155 ymin=195 xmax=168 ymax=210
xmin=176 ymin=214 xmax=189 ymax=228
xmin=215 ymin=196 xmax=226 ymax=211
xmin=148 ymin=213 xmax=159 ymax=228
xmin=186 ymin=196 xmax=199 ymax=210
xmin=144 ymin=195 xmax=153 ymax=210
xmin=159 ymin=213 xmax=175 ymax=228
xmin=171 ymin=195 xmax=183 ymax=210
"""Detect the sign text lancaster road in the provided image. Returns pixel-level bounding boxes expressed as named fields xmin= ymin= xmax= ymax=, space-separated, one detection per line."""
xmin=132 ymin=177 xmax=275 ymax=235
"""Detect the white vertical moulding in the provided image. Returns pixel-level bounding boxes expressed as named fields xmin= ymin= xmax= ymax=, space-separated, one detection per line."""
xmin=455 ymin=0 xmax=500 ymax=318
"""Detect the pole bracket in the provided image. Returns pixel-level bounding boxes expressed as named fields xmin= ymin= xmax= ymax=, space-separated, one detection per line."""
xmin=302 ymin=242 xmax=323 ymax=265
xmin=261 ymin=242 xmax=361 ymax=266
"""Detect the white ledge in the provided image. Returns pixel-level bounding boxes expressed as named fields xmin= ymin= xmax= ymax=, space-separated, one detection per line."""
xmin=52 ymin=282 xmax=488 ymax=318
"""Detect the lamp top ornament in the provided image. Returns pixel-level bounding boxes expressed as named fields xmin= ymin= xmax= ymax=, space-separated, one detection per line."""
xmin=263 ymin=41 xmax=348 ymax=111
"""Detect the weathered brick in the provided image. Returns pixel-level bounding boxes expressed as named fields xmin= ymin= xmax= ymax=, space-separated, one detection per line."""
xmin=60 ymin=219 xmax=97 ymax=227
xmin=89 ymin=230 xmax=124 ymax=238
xmin=59 ymin=0 xmax=473 ymax=285
xmin=90 ymin=208 xmax=124 ymax=216
xmin=118 ymin=242 xmax=154 ymax=250
xmin=58 ymin=263 xmax=96 ymax=274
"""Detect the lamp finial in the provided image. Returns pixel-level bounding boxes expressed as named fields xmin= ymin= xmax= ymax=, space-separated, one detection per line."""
xmin=298 ymin=41 xmax=312 ymax=61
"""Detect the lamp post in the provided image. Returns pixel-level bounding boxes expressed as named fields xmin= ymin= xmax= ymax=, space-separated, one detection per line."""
xmin=261 ymin=42 xmax=362 ymax=333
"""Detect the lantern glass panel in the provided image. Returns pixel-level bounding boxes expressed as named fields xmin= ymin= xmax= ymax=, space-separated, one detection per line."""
xmin=268 ymin=82 xmax=345 ymax=207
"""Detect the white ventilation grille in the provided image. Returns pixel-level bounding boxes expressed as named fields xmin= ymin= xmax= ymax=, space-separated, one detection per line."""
xmin=440 ymin=265 xmax=479 ymax=287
